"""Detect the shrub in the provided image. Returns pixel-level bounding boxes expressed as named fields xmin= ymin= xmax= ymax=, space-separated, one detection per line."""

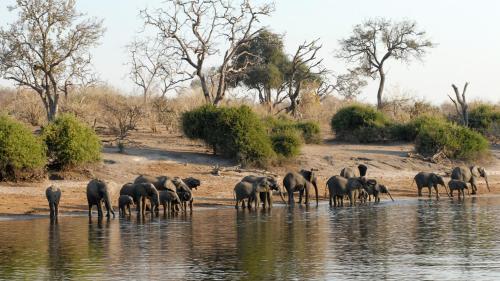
xmin=264 ymin=116 xmax=321 ymax=144
xmin=271 ymin=128 xmax=303 ymax=158
xmin=469 ymin=104 xmax=500 ymax=134
xmin=42 ymin=114 xmax=101 ymax=168
xmin=182 ymin=105 xmax=276 ymax=166
xmin=415 ymin=121 xmax=489 ymax=160
xmin=0 ymin=116 xmax=46 ymax=180
xmin=389 ymin=115 xmax=447 ymax=142
xmin=331 ymin=105 xmax=390 ymax=142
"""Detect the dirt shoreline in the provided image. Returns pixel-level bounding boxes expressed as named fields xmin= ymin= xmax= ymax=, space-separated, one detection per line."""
xmin=1 ymin=131 xmax=499 ymax=216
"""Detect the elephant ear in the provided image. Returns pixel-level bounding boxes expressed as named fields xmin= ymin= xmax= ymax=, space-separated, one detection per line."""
xmin=470 ymin=166 xmax=481 ymax=177
xmin=300 ymin=170 xmax=313 ymax=181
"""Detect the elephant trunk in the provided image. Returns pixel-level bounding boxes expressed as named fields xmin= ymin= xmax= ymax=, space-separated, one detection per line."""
xmin=386 ymin=190 xmax=394 ymax=202
xmin=278 ymin=188 xmax=287 ymax=205
xmin=485 ymin=176 xmax=491 ymax=192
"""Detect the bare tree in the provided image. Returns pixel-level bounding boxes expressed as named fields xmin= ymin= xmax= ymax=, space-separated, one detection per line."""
xmin=0 ymin=0 xmax=104 ymax=121
xmin=448 ymin=82 xmax=469 ymax=127
xmin=140 ymin=0 xmax=274 ymax=105
xmin=284 ymin=39 xmax=328 ymax=116
xmin=337 ymin=18 xmax=434 ymax=109
xmin=333 ymin=70 xmax=367 ymax=101
xmin=126 ymin=38 xmax=191 ymax=102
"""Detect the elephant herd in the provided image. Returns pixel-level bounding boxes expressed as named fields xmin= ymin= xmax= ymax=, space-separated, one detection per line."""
xmin=413 ymin=165 xmax=490 ymax=200
xmin=43 ymin=165 xmax=491 ymax=218
xmin=45 ymin=174 xmax=201 ymax=220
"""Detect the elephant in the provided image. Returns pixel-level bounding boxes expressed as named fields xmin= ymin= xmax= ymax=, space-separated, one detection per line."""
xmin=413 ymin=172 xmax=449 ymax=199
xmin=364 ymin=179 xmax=394 ymax=203
xmin=340 ymin=164 xmax=368 ymax=178
xmin=86 ymin=179 xmax=115 ymax=218
xmin=448 ymin=179 xmax=469 ymax=199
xmin=358 ymin=188 xmax=369 ymax=204
xmin=182 ymin=177 xmax=201 ymax=190
xmin=118 ymin=195 xmax=134 ymax=217
xmin=241 ymin=175 xmax=286 ymax=209
xmin=326 ymin=176 xmax=366 ymax=207
xmin=134 ymin=175 xmax=174 ymax=191
xmin=45 ymin=186 xmax=61 ymax=219
xmin=451 ymin=166 xmax=490 ymax=194
xmin=131 ymin=183 xmax=160 ymax=217
xmin=283 ymin=169 xmax=319 ymax=206
xmin=159 ymin=189 xmax=181 ymax=214
xmin=170 ymin=177 xmax=193 ymax=212
xmin=234 ymin=178 xmax=271 ymax=209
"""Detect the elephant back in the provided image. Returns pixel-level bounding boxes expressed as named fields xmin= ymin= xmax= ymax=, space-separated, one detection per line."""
xmin=340 ymin=167 xmax=356 ymax=178
xmin=326 ymin=176 xmax=348 ymax=195
xmin=451 ymin=167 xmax=469 ymax=181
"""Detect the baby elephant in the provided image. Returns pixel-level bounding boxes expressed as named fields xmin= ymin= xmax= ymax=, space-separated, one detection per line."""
xmin=45 ymin=186 xmax=61 ymax=219
xmin=159 ymin=189 xmax=182 ymax=214
xmin=448 ymin=179 xmax=469 ymax=200
xmin=118 ymin=195 xmax=134 ymax=217
xmin=234 ymin=178 xmax=271 ymax=209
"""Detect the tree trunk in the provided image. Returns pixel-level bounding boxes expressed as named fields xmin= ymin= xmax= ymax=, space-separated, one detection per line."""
xmin=47 ymin=97 xmax=59 ymax=121
xmin=198 ymin=73 xmax=212 ymax=104
xmin=264 ymin=87 xmax=272 ymax=113
xmin=377 ymin=69 xmax=386 ymax=110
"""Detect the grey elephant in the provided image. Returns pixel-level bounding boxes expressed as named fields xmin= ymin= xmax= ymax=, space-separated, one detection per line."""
xmin=134 ymin=175 xmax=173 ymax=191
xmin=451 ymin=166 xmax=490 ymax=194
xmin=242 ymin=175 xmax=286 ymax=209
xmin=45 ymin=186 xmax=61 ymax=219
xmin=340 ymin=164 xmax=368 ymax=178
xmin=326 ymin=176 xmax=366 ymax=207
xmin=364 ymin=179 xmax=394 ymax=203
xmin=448 ymin=179 xmax=469 ymax=199
xmin=159 ymin=189 xmax=181 ymax=214
xmin=358 ymin=188 xmax=369 ymax=204
xmin=131 ymin=183 xmax=160 ymax=216
xmin=182 ymin=177 xmax=201 ymax=190
xmin=170 ymin=177 xmax=193 ymax=212
xmin=118 ymin=195 xmax=134 ymax=217
xmin=413 ymin=172 xmax=449 ymax=199
xmin=86 ymin=179 xmax=115 ymax=218
xmin=283 ymin=169 xmax=319 ymax=206
xmin=234 ymin=178 xmax=271 ymax=209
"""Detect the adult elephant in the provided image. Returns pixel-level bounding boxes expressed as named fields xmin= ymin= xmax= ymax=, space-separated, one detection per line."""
xmin=86 ymin=179 xmax=115 ymax=218
xmin=241 ymin=175 xmax=286 ymax=208
xmin=234 ymin=178 xmax=272 ymax=209
xmin=451 ymin=166 xmax=490 ymax=194
xmin=171 ymin=177 xmax=193 ymax=212
xmin=134 ymin=175 xmax=173 ymax=191
xmin=131 ymin=183 xmax=160 ymax=217
xmin=326 ymin=176 xmax=365 ymax=207
xmin=340 ymin=164 xmax=368 ymax=178
xmin=413 ymin=172 xmax=449 ymax=199
xmin=283 ymin=169 xmax=319 ymax=206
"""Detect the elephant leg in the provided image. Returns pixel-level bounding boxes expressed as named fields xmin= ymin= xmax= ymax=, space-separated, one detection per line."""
xmin=329 ymin=193 xmax=333 ymax=207
xmin=471 ymin=183 xmax=477 ymax=195
xmin=305 ymin=187 xmax=310 ymax=205
xmin=298 ymin=190 xmax=303 ymax=204
xmin=450 ymin=189 xmax=454 ymax=197
xmin=88 ymin=204 xmax=92 ymax=217
xmin=97 ymin=202 xmax=103 ymax=217
xmin=417 ymin=186 xmax=422 ymax=197
xmin=428 ymin=187 xmax=432 ymax=198
xmin=434 ymin=186 xmax=439 ymax=199
xmin=189 ymin=199 xmax=193 ymax=212
xmin=288 ymin=191 xmax=294 ymax=206
xmin=267 ymin=192 xmax=272 ymax=209
xmin=49 ymin=203 xmax=54 ymax=218
xmin=255 ymin=193 xmax=260 ymax=210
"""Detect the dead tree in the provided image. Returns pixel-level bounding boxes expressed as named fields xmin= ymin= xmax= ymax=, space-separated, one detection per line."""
xmin=448 ymin=83 xmax=469 ymax=127
xmin=141 ymin=0 xmax=273 ymax=105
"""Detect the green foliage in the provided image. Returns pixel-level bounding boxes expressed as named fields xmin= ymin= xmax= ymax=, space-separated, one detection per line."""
xmin=42 ymin=114 xmax=101 ymax=168
xmin=330 ymin=105 xmax=390 ymax=142
xmin=415 ymin=120 xmax=489 ymax=160
xmin=182 ymin=105 xmax=276 ymax=166
xmin=389 ymin=115 xmax=447 ymax=142
xmin=0 ymin=115 xmax=46 ymax=180
xmin=264 ymin=116 xmax=321 ymax=144
xmin=270 ymin=128 xmax=303 ymax=158
xmin=469 ymin=104 xmax=500 ymax=134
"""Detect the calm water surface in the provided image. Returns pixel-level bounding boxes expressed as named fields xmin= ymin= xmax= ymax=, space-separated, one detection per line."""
xmin=1 ymin=197 xmax=500 ymax=280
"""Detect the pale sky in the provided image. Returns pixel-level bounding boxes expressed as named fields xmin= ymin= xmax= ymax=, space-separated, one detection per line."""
xmin=1 ymin=0 xmax=499 ymax=104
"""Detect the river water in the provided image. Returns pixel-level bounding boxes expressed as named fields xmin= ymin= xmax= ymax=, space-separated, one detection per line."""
xmin=1 ymin=197 xmax=500 ymax=280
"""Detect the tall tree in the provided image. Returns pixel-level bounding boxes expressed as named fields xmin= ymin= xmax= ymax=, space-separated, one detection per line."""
xmin=337 ymin=18 xmax=434 ymax=109
xmin=0 ymin=0 xmax=104 ymax=121
xmin=448 ymin=82 xmax=469 ymax=127
xmin=141 ymin=0 xmax=274 ymax=106
xmin=231 ymin=29 xmax=288 ymax=111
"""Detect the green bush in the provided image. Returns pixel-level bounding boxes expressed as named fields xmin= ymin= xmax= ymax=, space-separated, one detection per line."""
xmin=389 ymin=115 xmax=447 ymax=142
xmin=331 ymin=105 xmax=390 ymax=142
xmin=271 ymin=128 xmax=303 ymax=158
xmin=0 ymin=115 xmax=46 ymax=180
xmin=264 ymin=116 xmax=321 ymax=144
xmin=415 ymin=121 xmax=489 ymax=160
xmin=182 ymin=105 xmax=276 ymax=166
xmin=469 ymin=105 xmax=500 ymax=134
xmin=42 ymin=114 xmax=101 ymax=168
